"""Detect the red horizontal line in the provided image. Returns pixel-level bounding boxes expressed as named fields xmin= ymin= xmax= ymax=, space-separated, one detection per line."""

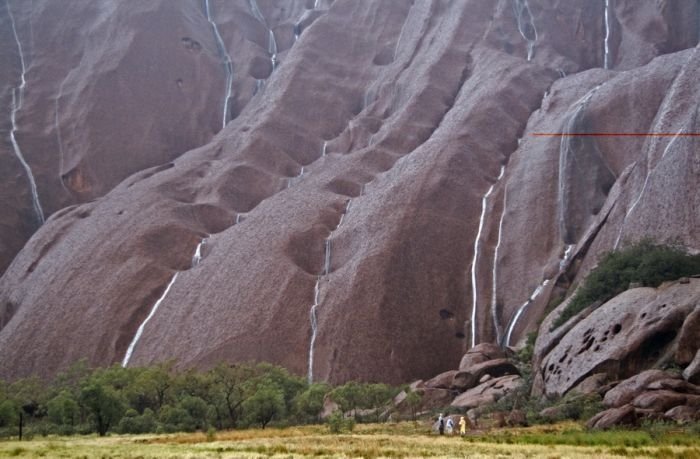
xmin=531 ymin=133 xmax=700 ymax=137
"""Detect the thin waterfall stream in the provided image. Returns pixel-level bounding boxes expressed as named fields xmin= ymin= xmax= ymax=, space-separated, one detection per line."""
xmin=7 ymin=0 xmax=45 ymax=225
xmin=490 ymin=184 xmax=508 ymax=344
xmin=469 ymin=166 xmax=505 ymax=348
xmin=308 ymin=199 xmax=351 ymax=383
xmin=204 ymin=0 xmax=234 ymax=129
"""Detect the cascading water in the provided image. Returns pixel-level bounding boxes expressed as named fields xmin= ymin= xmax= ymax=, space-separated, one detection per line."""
xmin=287 ymin=166 xmax=304 ymax=188
xmin=7 ymin=1 xmax=45 ymax=225
xmin=557 ymin=85 xmax=601 ymax=240
xmin=321 ymin=141 xmax=328 ymax=156
xmin=248 ymin=0 xmax=278 ymax=80
xmin=307 ymin=199 xmax=352 ymax=383
xmin=204 ymin=0 xmax=234 ymax=129
xmin=469 ymin=166 xmax=505 ymax=348
xmin=491 ymin=185 xmax=508 ymax=344
xmin=122 ymin=272 xmax=179 ymax=367
xmin=503 ymin=279 xmax=550 ymax=346
xmin=614 ymin=129 xmax=684 ymax=249
xmin=307 ymin=277 xmax=321 ymax=383
xmin=513 ymin=0 xmax=538 ymax=61
xmin=604 ymin=0 xmax=611 ymax=69
xmin=192 ymin=238 xmax=207 ymax=267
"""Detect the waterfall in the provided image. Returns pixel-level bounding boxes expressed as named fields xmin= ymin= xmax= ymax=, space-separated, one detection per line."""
xmin=7 ymin=1 xmax=45 ymax=225
xmin=122 ymin=272 xmax=180 ymax=367
xmin=469 ymin=166 xmax=505 ymax=348
xmin=614 ymin=129 xmax=683 ymax=249
xmin=307 ymin=277 xmax=321 ymax=383
xmin=314 ymin=0 xmax=321 ymax=9
xmin=560 ymin=244 xmax=574 ymax=270
xmin=287 ymin=166 xmax=304 ymax=188
xmin=268 ymin=29 xmax=278 ymax=70
xmin=491 ymin=185 xmax=508 ymax=344
xmin=513 ymin=0 xmax=538 ymax=61
xmin=192 ymin=238 xmax=207 ymax=267
xmin=503 ymin=279 xmax=550 ymax=346
xmin=248 ymin=0 xmax=278 ymax=75
xmin=236 ymin=213 xmax=246 ymax=224
xmin=204 ymin=0 xmax=234 ymax=129
xmin=321 ymin=141 xmax=328 ymax=156
xmin=557 ymin=85 xmax=601 ymax=240
xmin=307 ymin=199 xmax=352 ymax=383
xmin=323 ymin=238 xmax=331 ymax=276
xmin=604 ymin=0 xmax=611 ymax=69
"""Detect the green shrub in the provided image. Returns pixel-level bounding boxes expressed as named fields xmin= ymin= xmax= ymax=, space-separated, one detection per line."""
xmin=327 ymin=411 xmax=354 ymax=434
xmin=552 ymin=241 xmax=700 ymax=330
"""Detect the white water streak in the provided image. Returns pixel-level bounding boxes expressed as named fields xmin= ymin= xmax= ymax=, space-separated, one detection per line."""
xmin=307 ymin=278 xmax=321 ymax=383
xmin=8 ymin=1 xmax=44 ymax=225
xmin=205 ymin=0 xmax=233 ymax=129
xmin=192 ymin=238 xmax=207 ymax=267
xmin=514 ymin=0 xmax=538 ymax=61
xmin=122 ymin=273 xmax=179 ymax=367
xmin=614 ymin=129 xmax=683 ymax=249
xmin=308 ymin=200 xmax=352 ymax=382
xmin=504 ymin=279 xmax=550 ymax=346
xmin=321 ymin=141 xmax=328 ymax=156
xmin=604 ymin=0 xmax=611 ymax=69
xmin=470 ymin=166 xmax=505 ymax=348
xmin=491 ymin=185 xmax=508 ymax=344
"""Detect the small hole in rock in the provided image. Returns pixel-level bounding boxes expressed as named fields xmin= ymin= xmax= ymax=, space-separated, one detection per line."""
xmin=439 ymin=309 xmax=454 ymax=320
xmin=455 ymin=332 xmax=465 ymax=339
xmin=612 ymin=324 xmax=622 ymax=334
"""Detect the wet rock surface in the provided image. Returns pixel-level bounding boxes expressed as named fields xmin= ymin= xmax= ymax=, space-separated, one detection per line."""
xmin=0 ymin=0 xmax=698 ymax=384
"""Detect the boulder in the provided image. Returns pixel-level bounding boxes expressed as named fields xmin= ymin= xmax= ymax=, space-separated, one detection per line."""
xmin=683 ymin=349 xmax=700 ymax=384
xmin=459 ymin=343 xmax=506 ymax=371
xmin=453 ymin=359 xmax=520 ymax=391
xmin=632 ymin=390 xmax=688 ymax=412
xmin=571 ymin=373 xmax=609 ymax=395
xmin=645 ymin=378 xmax=700 ymax=395
xmin=676 ymin=306 xmax=700 ymax=365
xmin=665 ymin=405 xmax=700 ymax=423
xmin=587 ymin=405 xmax=637 ymax=429
xmin=320 ymin=396 xmax=339 ymax=420
xmin=539 ymin=280 xmax=700 ymax=397
xmin=409 ymin=380 xmax=425 ymax=391
xmin=413 ymin=388 xmax=456 ymax=412
xmin=425 ymin=370 xmax=458 ymax=389
xmin=603 ymin=370 xmax=677 ymax=407
xmin=507 ymin=409 xmax=528 ymax=427
xmin=451 ymin=375 xmax=521 ymax=409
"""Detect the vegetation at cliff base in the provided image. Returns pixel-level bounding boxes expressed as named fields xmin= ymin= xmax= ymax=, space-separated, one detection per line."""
xmin=0 ymin=361 xmax=398 ymax=439
xmin=551 ymin=241 xmax=700 ymax=330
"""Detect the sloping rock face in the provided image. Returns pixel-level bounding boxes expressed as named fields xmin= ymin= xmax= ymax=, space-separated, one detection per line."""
xmin=0 ymin=0 xmax=699 ymax=383
xmin=536 ymin=279 xmax=700 ymax=397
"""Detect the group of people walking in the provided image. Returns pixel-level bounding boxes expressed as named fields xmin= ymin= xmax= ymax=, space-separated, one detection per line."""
xmin=436 ymin=413 xmax=467 ymax=435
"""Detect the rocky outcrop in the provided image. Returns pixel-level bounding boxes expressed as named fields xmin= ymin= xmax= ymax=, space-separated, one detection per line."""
xmin=0 ymin=1 xmax=698 ymax=384
xmin=451 ymin=374 xmax=522 ymax=410
xmin=536 ymin=279 xmax=700 ymax=397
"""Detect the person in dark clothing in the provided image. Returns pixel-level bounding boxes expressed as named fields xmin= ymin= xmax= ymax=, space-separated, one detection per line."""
xmin=438 ymin=413 xmax=445 ymax=435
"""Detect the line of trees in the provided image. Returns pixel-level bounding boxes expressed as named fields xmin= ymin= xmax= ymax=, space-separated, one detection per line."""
xmin=0 ymin=361 xmax=400 ymax=438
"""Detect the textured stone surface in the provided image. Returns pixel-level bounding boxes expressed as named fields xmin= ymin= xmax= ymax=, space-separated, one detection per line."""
xmin=587 ymin=405 xmax=637 ymax=429
xmin=684 ymin=350 xmax=700 ymax=385
xmin=453 ymin=359 xmax=520 ymax=392
xmin=538 ymin=280 xmax=700 ymax=397
xmin=603 ymin=370 xmax=674 ymax=408
xmin=425 ymin=370 xmax=458 ymax=390
xmin=451 ymin=375 xmax=521 ymax=410
xmin=0 ymin=1 xmax=699 ymax=384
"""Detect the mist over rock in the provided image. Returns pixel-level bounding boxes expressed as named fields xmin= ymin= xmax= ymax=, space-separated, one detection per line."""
xmin=0 ymin=0 xmax=698 ymax=384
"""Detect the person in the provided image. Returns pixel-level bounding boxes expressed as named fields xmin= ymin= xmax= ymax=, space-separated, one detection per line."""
xmin=437 ymin=413 xmax=445 ymax=435
xmin=459 ymin=416 xmax=467 ymax=435
xmin=445 ymin=417 xmax=454 ymax=434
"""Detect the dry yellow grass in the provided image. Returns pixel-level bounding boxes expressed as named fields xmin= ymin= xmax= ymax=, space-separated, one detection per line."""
xmin=1 ymin=422 xmax=699 ymax=458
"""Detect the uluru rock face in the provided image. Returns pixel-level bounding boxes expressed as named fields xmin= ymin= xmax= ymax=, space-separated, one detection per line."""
xmin=0 ymin=0 xmax=698 ymax=384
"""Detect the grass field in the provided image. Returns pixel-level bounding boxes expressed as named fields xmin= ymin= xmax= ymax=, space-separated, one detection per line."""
xmin=1 ymin=422 xmax=699 ymax=458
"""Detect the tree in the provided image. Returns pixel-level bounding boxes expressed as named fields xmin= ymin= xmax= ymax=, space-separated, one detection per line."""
xmin=79 ymin=381 xmax=124 ymax=436
xmin=293 ymin=383 xmax=329 ymax=424
xmin=242 ymin=381 xmax=285 ymax=429
xmin=47 ymin=391 xmax=80 ymax=426
xmin=362 ymin=384 xmax=396 ymax=422
xmin=330 ymin=382 xmax=363 ymax=420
